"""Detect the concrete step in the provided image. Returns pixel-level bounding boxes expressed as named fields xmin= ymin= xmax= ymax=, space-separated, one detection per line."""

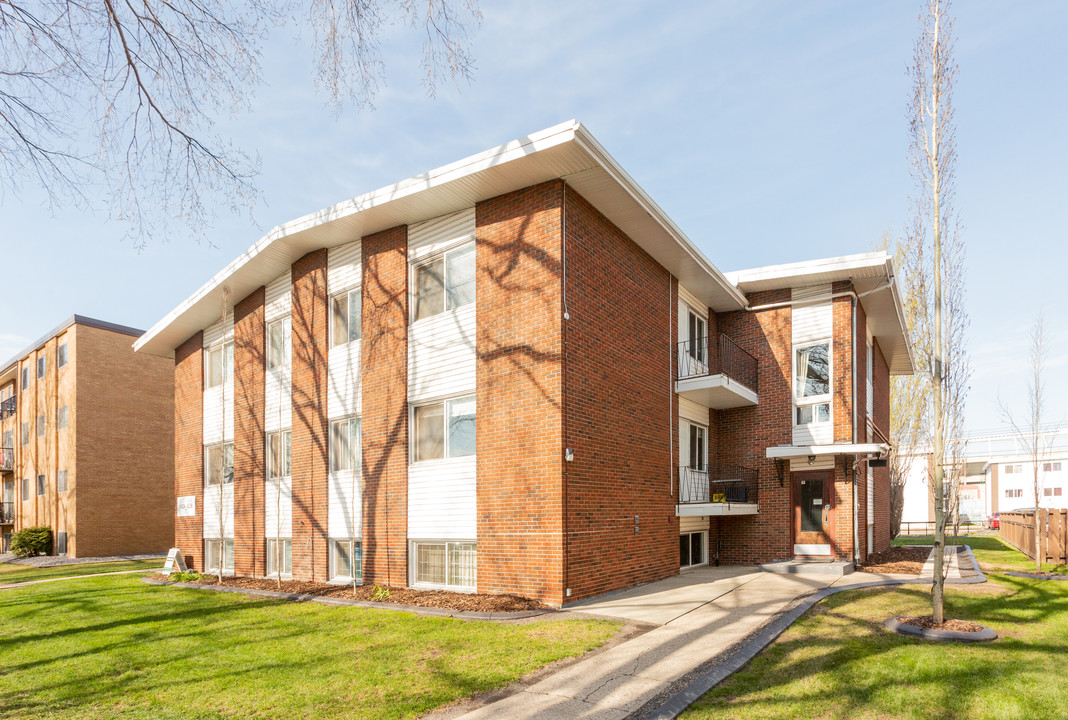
xmin=759 ymin=559 xmax=855 ymax=576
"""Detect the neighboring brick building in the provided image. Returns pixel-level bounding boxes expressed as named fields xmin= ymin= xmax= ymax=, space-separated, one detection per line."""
xmin=135 ymin=122 xmax=913 ymax=605
xmin=0 ymin=316 xmax=174 ymax=556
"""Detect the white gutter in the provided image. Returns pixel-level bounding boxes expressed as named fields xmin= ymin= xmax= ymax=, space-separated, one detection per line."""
xmin=766 ymin=443 xmax=889 ymax=459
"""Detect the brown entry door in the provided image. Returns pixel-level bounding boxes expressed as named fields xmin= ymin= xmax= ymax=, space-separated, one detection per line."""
xmin=794 ymin=471 xmax=833 ymax=552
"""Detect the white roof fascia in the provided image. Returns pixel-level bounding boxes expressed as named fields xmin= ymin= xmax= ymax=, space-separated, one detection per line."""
xmin=725 ymin=251 xmax=889 ymax=290
xmin=765 ymin=443 xmax=890 ymax=459
xmin=136 ymin=120 xmax=747 ymax=358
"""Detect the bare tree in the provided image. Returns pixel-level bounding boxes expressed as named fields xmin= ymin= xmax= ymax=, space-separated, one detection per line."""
xmin=1000 ymin=315 xmax=1052 ymax=572
xmin=907 ymin=0 xmax=970 ymax=624
xmin=0 ymin=0 xmax=481 ymax=245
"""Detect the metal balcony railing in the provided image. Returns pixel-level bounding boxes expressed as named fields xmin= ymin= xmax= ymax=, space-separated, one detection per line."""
xmin=677 ymin=334 xmax=758 ymax=392
xmin=0 ymin=447 xmax=12 ymax=473
xmin=678 ymin=464 xmax=759 ymax=508
xmin=0 ymin=501 xmax=13 ymax=524
xmin=0 ymin=396 xmax=14 ymax=421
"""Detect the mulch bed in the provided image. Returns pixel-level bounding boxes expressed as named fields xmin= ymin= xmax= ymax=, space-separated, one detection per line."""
xmin=897 ymin=615 xmax=984 ymax=633
xmin=856 ymin=546 xmax=930 ymax=575
xmin=173 ymin=574 xmax=548 ymax=612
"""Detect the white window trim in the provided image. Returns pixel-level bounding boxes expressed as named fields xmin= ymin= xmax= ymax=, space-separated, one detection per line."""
xmin=409 ymin=240 xmax=476 ymax=326
xmin=679 ymin=531 xmax=708 ymax=569
xmin=328 ymin=538 xmax=363 ymax=584
xmin=409 ymin=394 xmax=476 ymax=465
xmin=266 ymin=538 xmax=293 ymax=579
xmin=330 ymin=288 xmax=362 ymax=348
xmin=203 ymin=538 xmax=235 ymax=575
xmin=329 ymin=416 xmax=361 ymax=474
xmin=408 ymin=539 xmax=477 ymax=592
xmin=204 ymin=340 xmax=234 ymax=389
xmin=793 ymin=339 xmax=833 ymax=427
xmin=266 ymin=430 xmax=291 ymax=481
xmin=267 ymin=317 xmax=292 ymax=370
xmin=204 ymin=441 xmax=234 ymax=487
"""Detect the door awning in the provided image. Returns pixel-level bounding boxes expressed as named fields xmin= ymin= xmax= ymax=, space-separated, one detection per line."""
xmin=765 ymin=443 xmax=889 ymax=460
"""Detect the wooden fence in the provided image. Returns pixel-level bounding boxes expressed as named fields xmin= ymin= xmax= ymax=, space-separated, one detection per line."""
xmin=1000 ymin=510 xmax=1068 ymax=565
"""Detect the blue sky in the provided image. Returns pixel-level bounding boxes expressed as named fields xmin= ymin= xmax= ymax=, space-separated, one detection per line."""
xmin=2 ymin=0 xmax=1065 ymax=432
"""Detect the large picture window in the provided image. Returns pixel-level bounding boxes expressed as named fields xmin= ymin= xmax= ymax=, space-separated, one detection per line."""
xmin=331 ymin=290 xmax=361 ymax=346
xmin=330 ymin=417 xmax=360 ymax=473
xmin=794 ymin=342 xmax=830 ymax=425
xmin=413 ymin=243 xmax=475 ymax=322
xmin=413 ymin=395 xmax=475 ymax=462
xmin=206 ymin=342 xmax=234 ymax=388
xmin=267 ymin=318 xmax=291 ymax=369
xmin=205 ymin=442 xmax=234 ymax=486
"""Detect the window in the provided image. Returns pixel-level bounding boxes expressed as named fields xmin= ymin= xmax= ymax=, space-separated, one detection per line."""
xmin=57 ymin=470 xmax=68 ymax=493
xmin=794 ymin=342 xmax=830 ymax=425
xmin=36 ymin=474 xmax=45 ymax=496
xmin=267 ymin=538 xmax=292 ymax=576
xmin=688 ymin=424 xmax=706 ymax=471
xmin=56 ymin=531 xmax=68 ymax=555
xmin=36 ymin=356 xmax=45 ymax=379
xmin=413 ymin=243 xmax=475 ymax=322
xmin=206 ymin=342 xmax=233 ymax=388
xmin=331 ymin=539 xmax=363 ymax=581
xmin=866 ymin=341 xmax=874 ymax=419
xmin=331 ymin=290 xmax=361 ymax=346
xmin=21 ymin=367 xmax=28 ymax=391
xmin=412 ymin=541 xmax=475 ymax=589
xmin=2 ymin=430 xmax=12 ymax=450
xmin=687 ymin=308 xmax=706 ymax=362
xmin=58 ymin=406 xmax=68 ymax=430
xmin=413 ymin=395 xmax=475 ymax=462
xmin=204 ymin=539 xmax=234 ymax=573
xmin=21 ymin=478 xmax=29 ymax=500
xmin=267 ymin=431 xmax=291 ymax=479
xmin=20 ymin=422 xmax=29 ymax=446
xmin=205 ymin=443 xmax=234 ymax=486
xmin=330 ymin=418 xmax=360 ymax=473
xmin=1004 ymin=464 xmax=1023 ymax=474
xmin=1043 ymin=462 xmax=1062 ymax=473
xmin=57 ymin=343 xmax=68 ymax=368
xmin=36 ymin=414 xmax=45 ymax=437
xmin=267 ymin=318 xmax=292 ymax=369
xmin=1005 ymin=488 xmax=1023 ymax=498
xmin=679 ymin=532 xmax=706 ymax=568
xmin=1043 ymin=487 xmax=1063 ymax=497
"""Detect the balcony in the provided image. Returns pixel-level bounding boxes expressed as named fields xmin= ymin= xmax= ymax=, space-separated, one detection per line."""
xmin=677 ymin=464 xmax=759 ymax=517
xmin=676 ymin=334 xmax=758 ymax=409
xmin=0 ymin=447 xmax=12 ymax=473
xmin=0 ymin=501 xmax=13 ymax=524
xmin=0 ymin=396 xmax=14 ymax=421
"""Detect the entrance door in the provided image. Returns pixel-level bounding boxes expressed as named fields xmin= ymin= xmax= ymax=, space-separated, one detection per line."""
xmin=793 ymin=471 xmax=833 ymax=555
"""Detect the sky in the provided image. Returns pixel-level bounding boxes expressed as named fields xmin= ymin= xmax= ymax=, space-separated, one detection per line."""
xmin=2 ymin=0 xmax=1065 ymax=433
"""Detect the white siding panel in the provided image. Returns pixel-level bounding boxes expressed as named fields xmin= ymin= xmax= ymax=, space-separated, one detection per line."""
xmin=328 ymin=471 xmax=361 ymax=538
xmin=328 ymin=239 xmax=362 ymax=293
xmin=265 ymin=272 xmax=291 ymax=323
xmin=679 ymin=397 xmax=709 ymax=425
xmin=408 ymin=457 xmax=476 ymax=539
xmin=678 ymin=285 xmax=705 ymax=316
xmin=328 ymin=341 xmax=361 ymax=419
xmin=265 ymin=478 xmax=292 ymax=538
xmin=409 ymin=304 xmax=476 ymax=401
xmin=203 ymin=485 xmax=234 ymax=538
xmin=791 ymin=284 xmax=832 ymax=345
xmin=680 ymin=516 xmax=709 ymax=533
xmin=408 ymin=208 xmax=475 ymax=262
xmin=790 ymin=455 xmax=835 ymax=471
xmin=793 ymin=421 xmax=834 ymax=446
xmin=203 ymin=316 xmax=234 ymax=443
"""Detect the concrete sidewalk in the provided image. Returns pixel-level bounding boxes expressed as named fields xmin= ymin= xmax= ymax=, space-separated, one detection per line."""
xmin=445 ymin=565 xmax=915 ymax=720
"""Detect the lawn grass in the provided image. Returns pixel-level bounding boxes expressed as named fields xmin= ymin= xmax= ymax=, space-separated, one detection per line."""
xmin=0 ymin=573 xmax=618 ymax=719
xmin=893 ymin=533 xmax=1068 ymax=574
xmin=682 ymin=537 xmax=1068 ymax=720
xmin=0 ymin=559 xmax=164 ymax=585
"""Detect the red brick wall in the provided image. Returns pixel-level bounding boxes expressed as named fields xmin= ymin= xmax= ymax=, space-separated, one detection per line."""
xmin=562 ymin=187 xmax=677 ymax=601
xmin=831 ymin=282 xmax=855 ymax=561
xmin=291 ymin=250 xmax=330 ymax=581
xmin=233 ymin=287 xmax=266 ymax=576
xmin=361 ymin=225 xmax=409 ymax=587
xmin=475 ymin=182 xmax=565 ymax=603
xmin=873 ymin=338 xmax=892 ymax=552
xmin=175 ymin=332 xmax=204 ymax=569
xmin=714 ymin=291 xmax=793 ymax=564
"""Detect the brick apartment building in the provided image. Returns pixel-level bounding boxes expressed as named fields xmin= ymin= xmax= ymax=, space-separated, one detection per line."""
xmin=135 ymin=121 xmax=913 ymax=605
xmin=0 ymin=316 xmax=175 ymax=556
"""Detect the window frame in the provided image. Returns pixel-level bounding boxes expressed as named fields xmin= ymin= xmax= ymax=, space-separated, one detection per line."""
xmin=266 ymin=538 xmax=293 ymax=577
xmin=204 ymin=538 xmax=235 ymax=574
xmin=329 ymin=538 xmax=363 ymax=583
xmin=267 ymin=317 xmax=292 ymax=370
xmin=20 ymin=422 xmax=29 ymax=446
xmin=36 ymin=414 xmax=45 ymax=437
xmin=204 ymin=442 xmax=235 ymax=486
xmin=58 ymin=405 xmax=68 ymax=430
xmin=793 ymin=340 xmax=832 ymax=427
xmin=21 ymin=477 xmax=29 ymax=501
xmin=36 ymin=356 xmax=46 ymax=379
xmin=679 ymin=531 xmax=707 ymax=569
xmin=330 ymin=289 xmax=362 ymax=347
xmin=57 ymin=469 xmax=68 ymax=493
xmin=58 ymin=343 xmax=68 ymax=368
xmin=329 ymin=417 xmax=360 ymax=473
xmin=21 ymin=366 xmax=28 ymax=391
xmin=411 ymin=395 xmax=476 ymax=463
xmin=36 ymin=474 xmax=45 ymax=496
xmin=409 ymin=539 xmax=476 ymax=591
xmin=267 ymin=430 xmax=291 ymax=480
xmin=205 ymin=341 xmax=234 ymax=389
xmin=411 ymin=241 xmax=476 ymax=324
xmin=1042 ymin=462 xmax=1062 ymax=473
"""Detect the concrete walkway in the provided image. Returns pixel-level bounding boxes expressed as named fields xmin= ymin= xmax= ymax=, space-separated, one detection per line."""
xmin=445 ymin=565 xmax=925 ymax=720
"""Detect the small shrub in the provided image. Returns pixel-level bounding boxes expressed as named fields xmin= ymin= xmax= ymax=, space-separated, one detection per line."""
xmin=10 ymin=526 xmax=52 ymax=558
xmin=169 ymin=571 xmax=202 ymax=582
xmin=371 ymin=585 xmax=390 ymax=601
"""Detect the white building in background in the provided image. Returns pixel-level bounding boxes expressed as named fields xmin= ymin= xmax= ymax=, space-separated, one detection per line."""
xmin=900 ymin=426 xmax=1068 ymax=525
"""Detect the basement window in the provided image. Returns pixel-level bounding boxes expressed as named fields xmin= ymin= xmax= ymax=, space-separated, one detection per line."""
xmin=267 ymin=538 xmax=292 ymax=577
xmin=330 ymin=539 xmax=362 ymax=582
xmin=204 ymin=539 xmax=234 ymax=574
xmin=411 ymin=540 xmax=476 ymax=590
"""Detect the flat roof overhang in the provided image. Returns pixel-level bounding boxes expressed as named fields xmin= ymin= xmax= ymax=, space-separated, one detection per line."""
xmin=135 ymin=120 xmax=749 ymax=358
xmin=765 ymin=443 xmax=890 ymax=460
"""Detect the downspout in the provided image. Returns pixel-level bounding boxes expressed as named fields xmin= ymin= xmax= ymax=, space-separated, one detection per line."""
xmin=852 ymin=294 xmax=859 ymax=566
xmin=561 ymin=182 xmax=569 ymax=601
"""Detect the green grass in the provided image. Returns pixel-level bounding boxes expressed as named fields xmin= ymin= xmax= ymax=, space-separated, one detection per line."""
xmin=893 ymin=533 xmax=1068 ymax=574
xmin=0 ymin=573 xmax=618 ymax=719
xmin=682 ymin=537 xmax=1068 ymax=720
xmin=0 ymin=559 xmax=164 ymax=585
